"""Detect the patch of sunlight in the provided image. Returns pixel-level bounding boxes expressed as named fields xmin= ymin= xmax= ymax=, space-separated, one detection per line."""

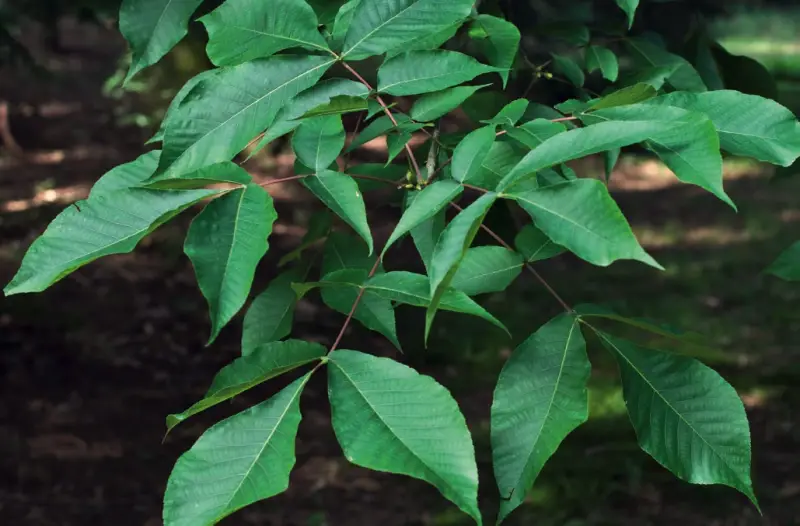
xmin=588 ymin=381 xmax=626 ymax=420
xmin=740 ymin=386 xmax=780 ymax=409
xmin=635 ymin=223 xmax=760 ymax=250
xmin=1 ymin=183 xmax=90 ymax=213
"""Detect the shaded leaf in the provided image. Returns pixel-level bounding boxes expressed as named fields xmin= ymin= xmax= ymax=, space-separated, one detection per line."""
xmin=427 ymin=193 xmax=498 ymax=338
xmin=598 ymin=332 xmax=758 ymax=508
xmin=452 ymin=126 xmax=496 ymax=183
xmin=514 ymin=224 xmax=566 ymax=262
xmin=323 ymin=231 xmax=376 ymax=276
xmin=155 ymin=55 xmax=333 ymax=179
xmin=767 ymin=241 xmax=800 ymax=281
xmin=292 ymin=115 xmax=346 ymax=172
xmin=384 ymin=181 xmax=463 ymax=256
xmin=163 ymin=374 xmax=312 ymax=526
xmin=303 ymin=170 xmax=373 ymax=254
xmin=411 ymin=84 xmax=490 ymax=122
xmin=505 ymin=119 xmax=566 ymax=150
xmin=120 ymin=0 xmax=204 ymax=83
xmin=588 ymin=83 xmax=656 ymax=111
xmin=185 ymin=184 xmax=277 ymax=344
xmin=328 ymin=350 xmax=481 ymax=523
xmin=412 ymin=209 xmax=446 ymax=273
xmin=469 ymin=14 xmax=520 ymax=87
xmin=483 ymin=99 xmax=528 ymax=127
xmin=626 ymin=37 xmax=706 ymax=92
xmin=492 ymin=314 xmax=589 ymax=523
xmin=166 ymin=340 xmax=325 ymax=431
xmin=451 ymin=246 xmax=523 ymax=296
xmin=551 ymin=53 xmax=584 ymax=87
xmin=341 ymin=0 xmax=473 ymax=60
xmin=585 ymin=45 xmax=619 ymax=82
xmin=242 ymin=271 xmax=303 ymax=354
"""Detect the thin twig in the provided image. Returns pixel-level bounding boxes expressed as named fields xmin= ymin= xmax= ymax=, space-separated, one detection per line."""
xmin=551 ymin=116 xmax=579 ymax=123
xmin=449 ymin=201 xmax=573 ymax=313
xmin=0 ymin=101 xmax=23 ymax=158
xmin=329 ymin=257 xmax=382 ymax=352
xmin=259 ymin=174 xmax=308 ymax=187
xmin=462 ymin=182 xmax=489 ymax=193
xmin=344 ymin=110 xmax=366 ymax=170
xmin=340 ymin=61 xmax=423 ymax=184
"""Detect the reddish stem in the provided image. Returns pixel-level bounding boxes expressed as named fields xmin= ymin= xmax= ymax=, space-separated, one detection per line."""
xmin=340 ymin=61 xmax=424 ymax=183
xmin=329 ymin=257 xmax=382 ymax=352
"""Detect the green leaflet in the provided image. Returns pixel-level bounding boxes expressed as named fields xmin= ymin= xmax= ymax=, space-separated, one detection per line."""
xmin=292 ymin=115 xmax=346 ymax=172
xmin=508 ymin=179 xmax=661 ymax=269
xmin=411 ymin=209 xmax=446 ymax=273
xmin=314 ymin=269 xmax=401 ymax=350
xmin=148 ymin=69 xmax=220 ymax=144
xmin=615 ymin=0 xmax=639 ymax=28
xmin=645 ymin=90 xmax=800 ymax=167
xmin=242 ymin=270 xmax=303 ymax=354
xmin=574 ymin=303 xmax=704 ymax=343
xmin=469 ymin=15 xmax=520 ymax=88
xmin=166 ymin=340 xmax=326 ymax=432
xmin=597 ymin=332 xmax=758 ymax=508
xmin=767 ymin=241 xmax=800 ymax=281
xmin=341 ymin=0 xmax=473 ymax=60
xmin=588 ymin=83 xmax=657 ymax=111
xmin=328 ymin=350 xmax=481 ymax=524
xmin=484 ymin=99 xmax=529 ymax=127
xmin=323 ymin=231 xmax=377 ymax=276
xmin=302 ymin=95 xmax=369 ymax=118
xmin=551 ymin=53 xmax=585 ymax=87
xmin=145 ymin=162 xmax=254 ymax=190
xmin=307 ymin=0 xmax=349 ymax=26
xmin=377 ymin=50 xmax=502 ymax=96
xmin=452 ymin=126 xmax=495 ymax=183
xmin=427 ymin=193 xmax=498 ymax=339
xmin=492 ymin=314 xmax=590 ymax=523
xmin=384 ymin=181 xmax=463 ymax=256
xmin=5 ymin=187 xmax=219 ymax=296
xmin=496 ymin=119 xmax=687 ymax=191
xmin=155 ymin=54 xmax=334 ymax=179
xmin=346 ymin=114 xmax=423 ymax=152
xmin=90 ymin=150 xmax=161 ymax=196
xmin=471 ymin=141 xmax=527 ymax=189
xmin=185 ymin=184 xmax=277 ymax=344
xmin=119 ymin=0 xmax=204 ymax=84
xmin=585 ymin=45 xmax=619 ymax=82
xmin=626 ymin=37 xmax=707 ymax=92
xmin=584 ymin=104 xmax=732 ymax=208
xmin=303 ymin=170 xmax=373 ymax=254
xmin=386 ymin=131 xmax=412 ymax=164
xmin=514 ymin=224 xmax=566 ymax=262
xmin=411 ymin=84 xmax=490 ymax=122
xmin=451 ymin=246 xmax=523 ymax=296
xmin=163 ymin=374 xmax=313 ymax=526
xmin=505 ymin=119 xmax=566 ymax=150
xmin=201 ymin=0 xmax=329 ymax=66
xmin=251 ymin=79 xmax=369 ymax=157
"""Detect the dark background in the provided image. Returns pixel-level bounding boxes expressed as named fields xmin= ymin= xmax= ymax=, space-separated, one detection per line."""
xmin=1 ymin=1 xmax=799 ymax=524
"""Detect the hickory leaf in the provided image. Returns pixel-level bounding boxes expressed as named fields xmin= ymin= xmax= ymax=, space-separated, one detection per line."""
xmin=378 ymin=50 xmax=502 ymax=96
xmin=328 ymin=350 xmax=481 ymax=523
xmin=303 ymin=170 xmax=373 ymax=254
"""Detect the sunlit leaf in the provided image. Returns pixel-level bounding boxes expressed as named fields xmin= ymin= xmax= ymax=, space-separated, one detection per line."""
xmin=588 ymin=83 xmax=656 ymax=111
xmin=328 ymin=350 xmax=481 ymax=523
xmin=483 ymin=99 xmax=528 ymax=127
xmin=615 ymin=0 xmax=639 ymax=28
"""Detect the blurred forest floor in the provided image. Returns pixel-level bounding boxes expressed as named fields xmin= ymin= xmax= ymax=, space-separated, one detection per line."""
xmin=1 ymin=14 xmax=799 ymax=526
